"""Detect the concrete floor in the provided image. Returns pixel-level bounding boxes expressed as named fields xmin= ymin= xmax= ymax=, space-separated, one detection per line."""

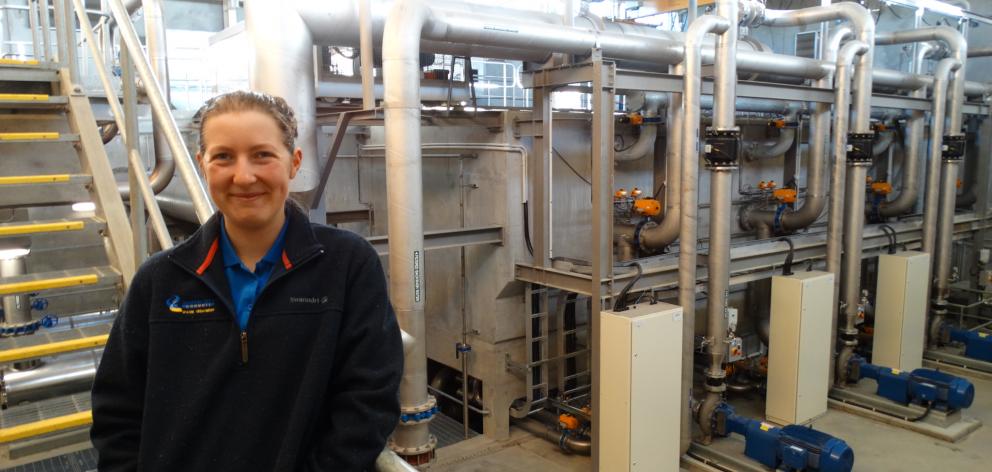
xmin=429 ymin=375 xmax=992 ymax=471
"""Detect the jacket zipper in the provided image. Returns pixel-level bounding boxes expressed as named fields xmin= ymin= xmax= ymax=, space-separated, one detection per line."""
xmin=240 ymin=330 xmax=249 ymax=363
xmin=237 ymin=248 xmax=324 ymax=366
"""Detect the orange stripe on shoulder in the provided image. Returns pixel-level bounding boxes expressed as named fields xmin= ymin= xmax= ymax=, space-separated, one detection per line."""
xmin=196 ymin=238 xmax=220 ymax=275
xmin=281 ymin=250 xmax=293 ymax=270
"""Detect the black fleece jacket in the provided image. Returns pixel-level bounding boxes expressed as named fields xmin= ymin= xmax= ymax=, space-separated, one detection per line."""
xmin=91 ymin=205 xmax=403 ymax=471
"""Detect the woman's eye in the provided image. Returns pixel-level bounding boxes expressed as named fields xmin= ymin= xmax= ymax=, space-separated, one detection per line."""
xmin=212 ymin=153 xmax=231 ymax=161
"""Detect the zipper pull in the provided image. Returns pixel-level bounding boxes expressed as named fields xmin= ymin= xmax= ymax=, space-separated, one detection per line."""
xmin=240 ymin=330 xmax=248 ymax=364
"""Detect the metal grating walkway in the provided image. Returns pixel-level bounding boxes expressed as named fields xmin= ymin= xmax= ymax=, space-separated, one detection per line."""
xmin=0 ymin=448 xmax=96 ymax=472
xmin=430 ymin=412 xmax=478 ymax=448
xmin=0 ymin=393 xmax=90 ymax=429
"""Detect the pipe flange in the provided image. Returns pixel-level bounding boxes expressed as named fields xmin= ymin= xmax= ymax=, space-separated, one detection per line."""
xmin=399 ymin=395 xmax=438 ymax=425
xmin=738 ymin=204 xmax=757 ymax=231
xmin=846 ymin=132 xmax=875 ymax=163
xmin=704 ymin=128 xmax=741 ymax=168
xmin=941 ymin=135 xmax=966 ymax=161
xmin=388 ymin=433 xmax=438 ymax=456
xmin=738 ymin=0 xmax=766 ymax=28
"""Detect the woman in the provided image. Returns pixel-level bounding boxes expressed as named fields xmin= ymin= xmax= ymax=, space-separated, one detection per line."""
xmin=91 ymin=91 xmax=403 ymax=471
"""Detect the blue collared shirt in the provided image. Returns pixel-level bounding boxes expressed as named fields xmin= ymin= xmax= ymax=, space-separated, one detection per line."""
xmin=219 ymin=217 xmax=289 ymax=331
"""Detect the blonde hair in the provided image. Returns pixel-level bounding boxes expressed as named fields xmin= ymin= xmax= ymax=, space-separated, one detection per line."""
xmin=194 ymin=90 xmax=298 ymax=153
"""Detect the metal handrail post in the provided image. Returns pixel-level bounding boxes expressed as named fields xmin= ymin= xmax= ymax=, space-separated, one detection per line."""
xmin=70 ymin=0 xmax=173 ymax=250
xmin=39 ymin=0 xmax=51 ymax=62
xmin=105 ymin=0 xmax=215 ymax=223
xmin=52 ymin=0 xmax=66 ymax=66
xmin=28 ymin=1 xmax=41 ymax=61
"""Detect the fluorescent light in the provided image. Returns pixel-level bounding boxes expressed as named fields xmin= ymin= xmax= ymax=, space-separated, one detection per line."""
xmin=72 ymin=202 xmax=96 ymax=212
xmin=0 ymin=248 xmax=30 ymax=260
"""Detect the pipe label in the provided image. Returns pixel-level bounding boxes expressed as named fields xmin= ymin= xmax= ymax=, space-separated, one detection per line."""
xmin=414 ymin=250 xmax=422 ymax=303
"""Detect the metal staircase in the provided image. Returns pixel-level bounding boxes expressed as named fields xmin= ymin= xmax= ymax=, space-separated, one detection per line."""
xmin=0 ymin=57 xmax=131 ymax=465
xmin=0 ymin=0 xmax=211 ymax=465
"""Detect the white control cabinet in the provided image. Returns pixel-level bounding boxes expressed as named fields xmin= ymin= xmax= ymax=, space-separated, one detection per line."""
xmin=872 ymin=251 xmax=930 ymax=371
xmin=600 ymin=302 xmax=683 ymax=472
xmin=766 ymin=271 xmax=835 ymax=426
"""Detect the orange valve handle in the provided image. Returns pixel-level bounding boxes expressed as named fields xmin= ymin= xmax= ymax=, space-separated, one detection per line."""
xmin=871 ymin=182 xmax=893 ymax=195
xmin=773 ymin=188 xmax=797 ymax=204
xmin=633 ymin=198 xmax=662 ymax=217
xmin=559 ymin=414 xmax=581 ymax=431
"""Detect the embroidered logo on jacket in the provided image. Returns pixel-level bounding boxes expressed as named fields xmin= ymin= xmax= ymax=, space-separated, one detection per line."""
xmin=166 ymin=294 xmax=217 ymax=315
xmin=289 ymin=296 xmax=328 ymax=305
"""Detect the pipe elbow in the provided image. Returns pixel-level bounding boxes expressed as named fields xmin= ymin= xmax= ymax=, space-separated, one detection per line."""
xmin=615 ymin=125 xmax=658 ymax=162
xmin=837 ymin=40 xmax=869 ymax=66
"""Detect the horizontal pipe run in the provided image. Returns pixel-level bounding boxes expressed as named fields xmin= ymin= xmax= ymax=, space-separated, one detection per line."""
xmin=1 ymin=349 xmax=101 ymax=407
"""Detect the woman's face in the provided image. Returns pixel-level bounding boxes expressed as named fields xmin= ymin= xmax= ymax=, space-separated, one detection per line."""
xmin=197 ymin=110 xmax=302 ymax=232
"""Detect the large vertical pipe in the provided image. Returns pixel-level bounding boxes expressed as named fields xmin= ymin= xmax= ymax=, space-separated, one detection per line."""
xmin=140 ymin=0 xmax=176 ymax=195
xmin=359 ymin=0 xmax=375 ymax=109
xmin=827 ymin=40 xmax=868 ymax=385
xmin=921 ymin=60 xmax=960 ymax=257
xmin=381 ymin=0 xmax=433 ymax=462
xmin=700 ymin=0 xmax=738 ymax=441
xmin=244 ymin=0 xmax=320 ymax=198
xmin=677 ymin=12 xmax=730 ymax=454
xmin=935 ymin=160 xmax=960 ymax=300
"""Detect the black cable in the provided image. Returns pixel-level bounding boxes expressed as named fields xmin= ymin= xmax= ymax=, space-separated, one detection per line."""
xmin=613 ymin=262 xmax=643 ymax=312
xmin=879 ymin=225 xmax=898 ymax=254
xmin=908 ymin=401 xmax=933 ymax=422
xmin=777 ymin=237 xmax=795 ymax=276
xmin=523 ymin=202 xmax=534 ymax=257
xmin=553 ymin=148 xmax=592 ymax=186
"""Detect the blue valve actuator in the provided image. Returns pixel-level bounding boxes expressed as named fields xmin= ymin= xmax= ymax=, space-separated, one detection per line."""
xmin=715 ymin=403 xmax=854 ymax=472
xmin=851 ymin=355 xmax=974 ymax=411
xmin=949 ymin=327 xmax=992 ymax=363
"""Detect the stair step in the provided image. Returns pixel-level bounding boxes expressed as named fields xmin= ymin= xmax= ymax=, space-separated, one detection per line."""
xmin=0 ymin=58 xmax=58 ymax=84
xmin=0 ymin=93 xmax=67 ymax=110
xmin=0 ymin=266 xmax=121 ymax=298
xmin=0 ymin=174 xmax=92 ymax=208
xmin=0 ymin=59 xmax=41 ymax=66
xmin=0 ymin=217 xmax=103 ymax=238
xmin=0 ymin=132 xmax=79 ymax=143
xmin=0 ymin=323 xmax=111 ymax=361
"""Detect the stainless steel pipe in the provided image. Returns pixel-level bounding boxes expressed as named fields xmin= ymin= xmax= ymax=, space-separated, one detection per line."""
xmin=107 ymin=0 xmax=214 ymax=223
xmin=826 ymin=41 xmax=868 ymax=386
xmin=677 ymin=12 xmax=730 ymax=453
xmin=702 ymin=0 xmax=738 ymax=433
xmin=921 ymin=59 xmax=960 ymax=257
xmin=381 ymin=0 xmax=433 ymax=459
xmin=935 ymin=160 xmax=960 ymax=301
xmin=878 ymin=42 xmax=930 ymax=219
xmin=615 ymin=92 xmax=667 ymax=162
xmin=0 ymin=255 xmax=30 ymax=325
xmin=1 ymin=349 xmax=102 ymax=407
xmin=141 ymin=0 xmax=177 ymax=196
xmin=742 ymin=23 xmax=853 ymax=235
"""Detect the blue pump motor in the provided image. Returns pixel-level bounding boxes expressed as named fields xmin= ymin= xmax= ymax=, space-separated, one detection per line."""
xmin=714 ymin=403 xmax=854 ymax=472
xmin=849 ymin=355 xmax=974 ymax=411
xmin=948 ymin=326 xmax=992 ymax=362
